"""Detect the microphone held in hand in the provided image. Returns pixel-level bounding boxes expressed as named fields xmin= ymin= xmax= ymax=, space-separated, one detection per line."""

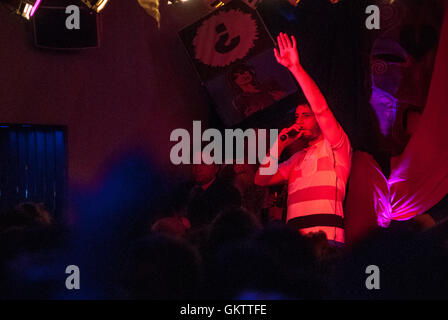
xmin=280 ymin=129 xmax=301 ymax=141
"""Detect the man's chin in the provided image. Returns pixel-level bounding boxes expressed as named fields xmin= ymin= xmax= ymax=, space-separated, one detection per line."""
xmin=303 ymin=133 xmax=320 ymax=144
xmin=302 ymin=133 xmax=313 ymax=140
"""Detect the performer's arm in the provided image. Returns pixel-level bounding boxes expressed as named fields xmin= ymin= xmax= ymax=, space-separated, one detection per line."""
xmin=255 ymin=140 xmax=285 ymax=186
xmin=274 ymin=32 xmax=342 ymax=146
xmin=255 ymin=126 xmax=303 ymax=186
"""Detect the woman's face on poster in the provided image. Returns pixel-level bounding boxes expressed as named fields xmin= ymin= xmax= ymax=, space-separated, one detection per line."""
xmin=233 ymin=70 xmax=253 ymax=87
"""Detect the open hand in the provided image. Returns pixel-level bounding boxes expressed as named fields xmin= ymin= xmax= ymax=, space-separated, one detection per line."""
xmin=274 ymin=32 xmax=300 ymax=69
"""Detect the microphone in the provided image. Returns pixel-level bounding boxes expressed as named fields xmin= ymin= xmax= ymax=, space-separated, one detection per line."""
xmin=280 ymin=129 xmax=301 ymax=141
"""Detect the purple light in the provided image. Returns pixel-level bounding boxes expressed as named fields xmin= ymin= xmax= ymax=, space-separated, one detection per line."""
xmin=30 ymin=0 xmax=42 ymax=17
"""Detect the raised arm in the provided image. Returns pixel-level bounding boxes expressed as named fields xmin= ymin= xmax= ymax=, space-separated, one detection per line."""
xmin=274 ymin=32 xmax=342 ymax=146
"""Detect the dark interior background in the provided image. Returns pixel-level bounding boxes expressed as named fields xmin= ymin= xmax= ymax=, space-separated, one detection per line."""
xmin=0 ymin=0 xmax=443 ymax=228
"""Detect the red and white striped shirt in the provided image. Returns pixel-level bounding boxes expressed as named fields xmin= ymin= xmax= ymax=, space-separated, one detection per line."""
xmin=278 ymin=128 xmax=352 ymax=243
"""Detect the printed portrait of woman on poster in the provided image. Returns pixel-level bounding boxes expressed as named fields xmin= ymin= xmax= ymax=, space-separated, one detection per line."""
xmin=227 ymin=63 xmax=286 ymax=117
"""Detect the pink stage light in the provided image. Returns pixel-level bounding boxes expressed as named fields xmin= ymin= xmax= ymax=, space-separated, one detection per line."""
xmin=30 ymin=0 xmax=42 ymax=17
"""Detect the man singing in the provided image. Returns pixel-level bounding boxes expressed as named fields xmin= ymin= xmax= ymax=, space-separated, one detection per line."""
xmin=255 ymin=33 xmax=352 ymax=245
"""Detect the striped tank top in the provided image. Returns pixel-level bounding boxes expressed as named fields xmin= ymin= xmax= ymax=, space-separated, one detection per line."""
xmin=278 ymin=131 xmax=352 ymax=243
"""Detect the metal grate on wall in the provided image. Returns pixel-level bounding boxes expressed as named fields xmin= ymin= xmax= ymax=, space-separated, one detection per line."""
xmin=0 ymin=124 xmax=67 ymax=222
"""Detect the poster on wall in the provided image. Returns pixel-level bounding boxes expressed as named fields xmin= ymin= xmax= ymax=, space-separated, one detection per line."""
xmin=179 ymin=0 xmax=298 ymax=127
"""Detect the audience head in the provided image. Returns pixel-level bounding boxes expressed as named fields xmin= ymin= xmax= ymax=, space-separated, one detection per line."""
xmin=191 ymin=152 xmax=220 ymax=187
xmin=151 ymin=216 xmax=191 ymax=239
xmin=207 ymin=206 xmax=261 ymax=253
xmin=1 ymin=202 xmax=52 ymax=232
xmin=232 ymin=163 xmax=257 ymax=186
xmin=123 ymin=234 xmax=202 ymax=299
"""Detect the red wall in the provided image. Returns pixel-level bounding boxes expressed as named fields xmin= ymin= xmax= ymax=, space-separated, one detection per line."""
xmin=0 ymin=1 xmax=213 ymax=222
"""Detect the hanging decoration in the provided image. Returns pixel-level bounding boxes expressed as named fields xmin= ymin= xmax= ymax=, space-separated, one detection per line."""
xmin=138 ymin=0 xmax=161 ymax=28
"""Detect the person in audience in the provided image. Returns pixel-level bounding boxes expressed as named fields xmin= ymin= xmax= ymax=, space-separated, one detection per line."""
xmin=0 ymin=202 xmax=52 ymax=232
xmin=150 ymin=185 xmax=192 ymax=239
xmin=151 ymin=215 xmax=191 ymax=238
xmin=0 ymin=203 xmax=65 ymax=300
xmin=205 ymin=206 xmax=261 ymax=258
xmin=122 ymin=234 xmax=203 ymax=299
xmin=231 ymin=163 xmax=270 ymax=223
xmin=186 ymin=153 xmax=241 ymax=230
xmin=205 ymin=223 xmax=324 ymax=299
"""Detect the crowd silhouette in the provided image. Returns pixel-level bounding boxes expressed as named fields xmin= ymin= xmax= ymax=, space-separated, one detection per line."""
xmin=1 ymin=161 xmax=447 ymax=300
